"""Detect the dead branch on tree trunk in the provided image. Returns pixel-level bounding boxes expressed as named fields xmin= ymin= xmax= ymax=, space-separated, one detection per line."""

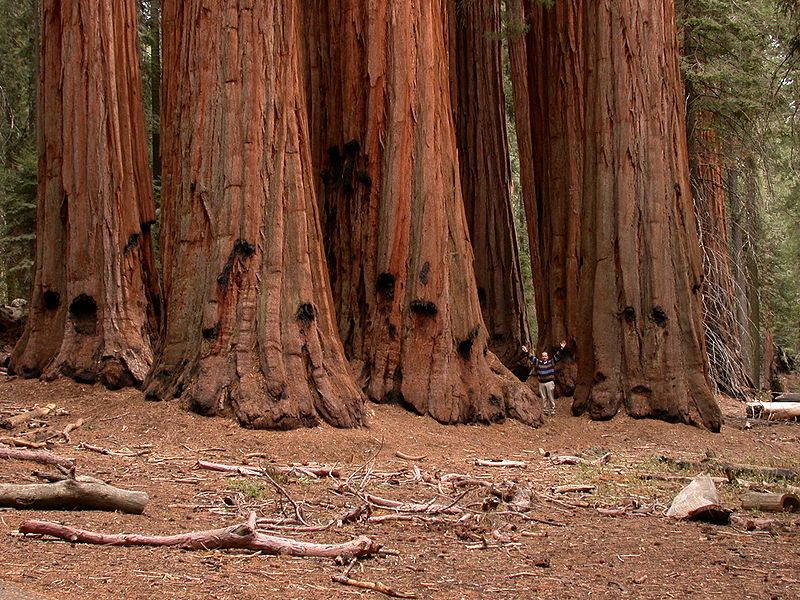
xmin=19 ymin=512 xmax=382 ymax=558
xmin=0 ymin=447 xmax=75 ymax=469
xmin=0 ymin=479 xmax=148 ymax=513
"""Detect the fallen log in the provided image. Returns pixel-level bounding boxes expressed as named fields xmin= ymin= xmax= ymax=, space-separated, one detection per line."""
xmin=550 ymin=456 xmax=582 ymax=465
xmin=0 ymin=479 xmax=148 ymax=514
xmin=364 ymin=493 xmax=463 ymax=515
xmin=656 ymin=455 xmax=797 ymax=481
xmin=1 ymin=404 xmax=56 ymax=430
xmin=741 ymin=492 xmax=800 ymax=513
xmin=20 ymin=513 xmax=381 ymax=559
xmin=746 ymin=402 xmax=800 ymax=420
xmin=0 ymin=447 xmax=75 ymax=469
xmin=395 ymin=451 xmax=426 ymax=462
xmin=774 ymin=393 xmax=800 ymax=402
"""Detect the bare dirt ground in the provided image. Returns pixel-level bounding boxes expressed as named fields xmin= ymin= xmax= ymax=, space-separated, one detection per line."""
xmin=0 ymin=377 xmax=798 ymax=600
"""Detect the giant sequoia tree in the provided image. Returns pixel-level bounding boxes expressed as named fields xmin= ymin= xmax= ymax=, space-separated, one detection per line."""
xmin=11 ymin=0 xmax=160 ymax=388
xmin=303 ymin=0 xmax=541 ymax=425
xmin=511 ymin=0 xmax=721 ymax=429
xmin=144 ymin=0 xmax=365 ymax=429
xmin=447 ymin=0 xmax=530 ymax=373
xmin=573 ymin=0 xmax=721 ymax=429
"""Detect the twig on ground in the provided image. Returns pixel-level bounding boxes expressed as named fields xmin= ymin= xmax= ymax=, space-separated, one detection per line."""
xmin=331 ymin=574 xmax=417 ymax=599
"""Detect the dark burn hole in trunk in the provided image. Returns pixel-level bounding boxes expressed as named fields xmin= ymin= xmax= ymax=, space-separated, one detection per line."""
xmin=296 ymin=303 xmax=316 ymax=323
xmin=477 ymin=287 xmax=487 ymax=308
xmin=68 ymin=294 xmax=98 ymax=335
xmin=356 ymin=170 xmax=372 ymax=188
xmin=594 ymin=371 xmax=607 ymax=384
xmin=622 ymin=306 xmax=636 ymax=322
xmin=410 ymin=300 xmax=438 ymax=317
xmin=376 ymin=272 xmax=396 ymax=300
xmin=650 ymin=306 xmax=669 ymax=328
xmin=344 ymin=139 xmax=360 ymax=156
xmin=630 ymin=385 xmax=652 ymax=397
xmin=42 ymin=291 xmax=60 ymax=310
xmin=457 ymin=326 xmax=480 ymax=360
xmin=217 ymin=239 xmax=256 ymax=286
xmin=419 ymin=261 xmax=430 ymax=284
xmin=124 ymin=233 xmax=140 ymax=254
xmin=202 ymin=323 xmax=220 ymax=340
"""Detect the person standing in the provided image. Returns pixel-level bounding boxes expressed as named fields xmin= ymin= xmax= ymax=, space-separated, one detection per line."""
xmin=521 ymin=341 xmax=567 ymax=416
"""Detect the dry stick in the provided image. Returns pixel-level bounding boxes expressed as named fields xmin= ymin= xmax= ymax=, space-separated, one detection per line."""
xmin=0 ymin=437 xmax=46 ymax=449
xmin=61 ymin=419 xmax=85 ymax=444
xmin=260 ymin=468 xmax=309 ymax=526
xmin=741 ymin=492 xmax=800 ymax=513
xmin=550 ymin=456 xmax=582 ymax=465
xmin=395 ymin=451 xmax=427 ymax=461
xmin=331 ymin=574 xmax=417 ymax=599
xmin=1 ymin=404 xmax=56 ymax=430
xmin=0 ymin=479 xmax=148 ymax=514
xmin=0 ymin=446 xmax=75 ymax=469
xmin=552 ymin=484 xmax=596 ymax=494
xmin=475 ymin=459 xmax=527 ymax=468
xmin=20 ymin=513 xmax=382 ymax=558
xmin=78 ymin=443 xmax=148 ymax=458
xmin=196 ymin=460 xmax=340 ymax=479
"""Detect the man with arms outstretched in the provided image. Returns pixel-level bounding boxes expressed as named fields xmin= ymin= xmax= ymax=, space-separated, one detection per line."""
xmin=522 ymin=341 xmax=567 ymax=416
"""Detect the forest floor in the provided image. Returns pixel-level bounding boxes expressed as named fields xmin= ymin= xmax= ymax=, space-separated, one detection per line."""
xmin=0 ymin=377 xmax=798 ymax=600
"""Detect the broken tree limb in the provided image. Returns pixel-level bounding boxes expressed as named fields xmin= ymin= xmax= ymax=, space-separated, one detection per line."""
xmin=78 ymin=443 xmax=149 ymax=457
xmin=550 ymin=456 xmax=583 ymax=465
xmin=475 ymin=459 xmax=526 ymax=468
xmin=0 ymin=404 xmax=56 ymax=430
xmin=0 ymin=479 xmax=148 ymax=514
xmin=741 ymin=492 xmax=800 ymax=513
xmin=0 ymin=447 xmax=75 ymax=469
xmin=364 ymin=493 xmax=463 ymax=515
xmin=332 ymin=574 xmax=417 ymax=599
xmin=196 ymin=460 xmax=340 ymax=479
xmin=20 ymin=514 xmax=382 ymax=558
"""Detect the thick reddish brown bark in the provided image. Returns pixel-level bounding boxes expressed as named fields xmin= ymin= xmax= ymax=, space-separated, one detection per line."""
xmin=304 ymin=0 xmax=541 ymax=425
xmin=447 ymin=0 xmax=530 ymax=371
xmin=145 ymin=1 xmax=364 ymax=430
xmin=11 ymin=0 xmax=160 ymax=389
xmin=571 ymin=0 xmax=720 ymax=430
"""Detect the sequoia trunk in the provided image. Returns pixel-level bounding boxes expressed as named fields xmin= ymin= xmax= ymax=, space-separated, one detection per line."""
xmin=688 ymin=125 xmax=753 ymax=396
xmin=304 ymin=0 xmax=541 ymax=425
xmin=11 ymin=0 xmax=160 ymax=389
xmin=572 ymin=0 xmax=721 ymax=430
xmin=145 ymin=0 xmax=364 ymax=429
xmin=447 ymin=0 xmax=530 ymax=372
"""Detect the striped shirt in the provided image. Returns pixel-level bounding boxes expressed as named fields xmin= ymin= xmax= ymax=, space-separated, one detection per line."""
xmin=527 ymin=350 xmax=563 ymax=383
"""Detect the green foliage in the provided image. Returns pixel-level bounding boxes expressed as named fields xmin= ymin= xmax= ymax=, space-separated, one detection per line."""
xmin=228 ymin=478 xmax=268 ymax=500
xmin=0 ymin=0 xmax=38 ymax=302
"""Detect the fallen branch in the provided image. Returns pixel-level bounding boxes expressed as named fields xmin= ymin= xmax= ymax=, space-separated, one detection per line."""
xmin=364 ymin=493 xmax=463 ymax=515
xmin=0 ymin=447 xmax=75 ymax=469
xmin=552 ymin=484 xmax=596 ymax=494
xmin=78 ymin=443 xmax=149 ymax=458
xmin=550 ymin=456 xmax=582 ymax=465
xmin=61 ymin=419 xmax=85 ymax=444
xmin=20 ymin=513 xmax=381 ymax=559
xmin=331 ymin=574 xmax=416 ymax=599
xmin=1 ymin=404 xmax=56 ymax=430
xmin=196 ymin=460 xmax=340 ymax=479
xmin=0 ymin=436 xmax=47 ymax=449
xmin=395 ymin=451 xmax=426 ymax=462
xmin=657 ymin=455 xmax=797 ymax=481
xmin=0 ymin=479 xmax=148 ymax=513
xmin=475 ymin=459 xmax=526 ymax=468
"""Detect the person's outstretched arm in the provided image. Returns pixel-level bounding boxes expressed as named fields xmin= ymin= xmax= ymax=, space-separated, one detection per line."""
xmin=521 ymin=345 xmax=538 ymax=365
xmin=553 ymin=340 xmax=567 ymax=363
